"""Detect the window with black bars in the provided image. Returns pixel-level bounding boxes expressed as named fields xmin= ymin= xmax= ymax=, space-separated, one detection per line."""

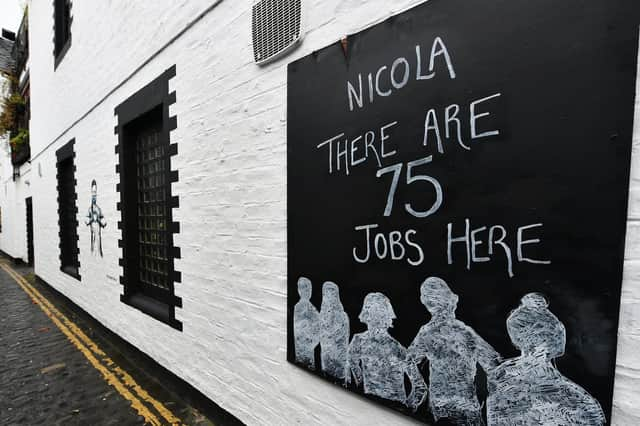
xmin=136 ymin=123 xmax=170 ymax=293
xmin=54 ymin=0 xmax=71 ymax=62
xmin=115 ymin=66 xmax=181 ymax=330
xmin=57 ymin=143 xmax=80 ymax=280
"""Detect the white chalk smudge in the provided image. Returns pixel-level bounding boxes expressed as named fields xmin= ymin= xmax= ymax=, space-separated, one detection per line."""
xmin=293 ymin=277 xmax=320 ymax=368
xmin=292 ymin=278 xmax=606 ymax=425
xmin=347 ymin=292 xmax=427 ymax=409
xmin=409 ymin=277 xmax=501 ymax=424
xmin=487 ymin=293 xmax=605 ymax=425
xmin=319 ymin=281 xmax=350 ymax=380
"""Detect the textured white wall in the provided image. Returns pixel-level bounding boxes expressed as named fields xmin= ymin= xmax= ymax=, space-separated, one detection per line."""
xmin=0 ymin=54 xmax=32 ymax=262
xmin=0 ymin=126 xmax=31 ymax=262
xmin=0 ymin=75 xmax=28 ymax=261
xmin=615 ymin=41 xmax=640 ymax=424
xmin=25 ymin=0 xmax=640 ymax=424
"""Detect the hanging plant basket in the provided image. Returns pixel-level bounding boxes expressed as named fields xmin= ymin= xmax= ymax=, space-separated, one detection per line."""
xmin=10 ymin=129 xmax=30 ymax=166
xmin=1 ymin=73 xmax=30 ymax=167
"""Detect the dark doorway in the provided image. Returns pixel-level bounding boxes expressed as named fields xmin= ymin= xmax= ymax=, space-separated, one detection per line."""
xmin=25 ymin=197 xmax=34 ymax=266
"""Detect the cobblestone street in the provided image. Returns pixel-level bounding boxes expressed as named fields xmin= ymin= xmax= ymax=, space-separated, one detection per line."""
xmin=0 ymin=257 xmax=221 ymax=425
xmin=0 ymin=261 xmax=146 ymax=424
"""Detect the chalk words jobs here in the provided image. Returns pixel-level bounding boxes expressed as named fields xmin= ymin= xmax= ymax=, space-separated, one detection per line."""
xmin=315 ymin=36 xmax=551 ymax=278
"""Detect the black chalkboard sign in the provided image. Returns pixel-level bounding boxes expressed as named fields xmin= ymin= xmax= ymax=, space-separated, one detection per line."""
xmin=287 ymin=0 xmax=639 ymax=424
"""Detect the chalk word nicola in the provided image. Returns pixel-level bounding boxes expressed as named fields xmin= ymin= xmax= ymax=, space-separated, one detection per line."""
xmin=353 ymin=224 xmax=425 ymax=266
xmin=448 ymin=219 xmax=551 ymax=278
xmin=347 ymin=37 xmax=456 ymax=111
xmin=317 ymin=121 xmax=399 ymax=175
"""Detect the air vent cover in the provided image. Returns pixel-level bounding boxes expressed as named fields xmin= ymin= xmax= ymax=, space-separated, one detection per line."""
xmin=252 ymin=0 xmax=302 ymax=65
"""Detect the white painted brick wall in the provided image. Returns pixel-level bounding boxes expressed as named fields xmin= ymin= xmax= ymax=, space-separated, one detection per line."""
xmin=25 ymin=0 xmax=640 ymax=424
xmin=0 ymin=75 xmax=29 ymax=261
xmin=0 ymin=79 xmax=31 ymax=263
xmin=0 ymin=164 xmax=31 ymax=262
xmin=615 ymin=44 xmax=640 ymax=423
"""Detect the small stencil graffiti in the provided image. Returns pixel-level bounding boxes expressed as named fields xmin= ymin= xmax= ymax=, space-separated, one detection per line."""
xmin=85 ymin=180 xmax=106 ymax=257
xmin=293 ymin=277 xmax=605 ymax=425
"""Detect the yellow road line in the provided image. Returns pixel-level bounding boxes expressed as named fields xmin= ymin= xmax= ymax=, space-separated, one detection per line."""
xmin=0 ymin=263 xmax=182 ymax=425
xmin=1 ymin=265 xmax=182 ymax=424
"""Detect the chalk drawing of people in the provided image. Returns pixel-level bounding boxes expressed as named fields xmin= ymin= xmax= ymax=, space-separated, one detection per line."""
xmin=408 ymin=277 xmax=501 ymax=425
xmin=347 ymin=292 xmax=427 ymax=410
xmin=85 ymin=180 xmax=107 ymax=257
xmin=293 ymin=277 xmax=320 ymax=369
xmin=487 ymin=293 xmax=605 ymax=426
xmin=319 ymin=281 xmax=349 ymax=380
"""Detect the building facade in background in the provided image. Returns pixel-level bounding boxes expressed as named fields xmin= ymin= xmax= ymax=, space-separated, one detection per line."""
xmin=0 ymin=0 xmax=637 ymax=424
xmin=0 ymin=10 xmax=32 ymax=267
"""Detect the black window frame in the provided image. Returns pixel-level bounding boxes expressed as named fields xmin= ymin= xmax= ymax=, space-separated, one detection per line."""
xmin=115 ymin=66 xmax=182 ymax=330
xmin=56 ymin=139 xmax=81 ymax=280
xmin=53 ymin=0 xmax=72 ymax=69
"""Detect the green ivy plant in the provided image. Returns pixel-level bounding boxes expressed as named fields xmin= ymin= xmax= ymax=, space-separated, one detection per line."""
xmin=9 ymin=128 xmax=28 ymax=151
xmin=0 ymin=74 xmax=25 ymax=136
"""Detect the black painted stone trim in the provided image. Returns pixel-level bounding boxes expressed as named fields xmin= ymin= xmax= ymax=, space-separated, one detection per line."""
xmin=53 ymin=0 xmax=72 ymax=70
xmin=32 ymin=274 xmax=243 ymax=426
xmin=56 ymin=138 xmax=81 ymax=281
xmin=115 ymin=66 xmax=182 ymax=331
xmin=25 ymin=197 xmax=34 ymax=266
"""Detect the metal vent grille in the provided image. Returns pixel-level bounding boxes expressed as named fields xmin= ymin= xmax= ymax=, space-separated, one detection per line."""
xmin=252 ymin=0 xmax=302 ymax=64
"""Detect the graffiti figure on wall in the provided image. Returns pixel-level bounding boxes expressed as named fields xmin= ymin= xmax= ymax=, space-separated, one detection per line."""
xmin=347 ymin=292 xmax=427 ymax=409
xmin=408 ymin=277 xmax=502 ymax=425
xmin=487 ymin=293 xmax=605 ymax=426
xmin=85 ymin=180 xmax=107 ymax=257
xmin=293 ymin=277 xmax=320 ymax=368
xmin=319 ymin=281 xmax=349 ymax=380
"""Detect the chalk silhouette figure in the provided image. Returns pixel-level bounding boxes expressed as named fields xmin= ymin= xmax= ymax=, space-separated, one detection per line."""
xmin=85 ymin=180 xmax=107 ymax=257
xmin=487 ymin=293 xmax=605 ymax=426
xmin=319 ymin=282 xmax=349 ymax=380
xmin=293 ymin=277 xmax=320 ymax=368
xmin=408 ymin=277 xmax=501 ymax=425
xmin=348 ymin=292 xmax=426 ymax=409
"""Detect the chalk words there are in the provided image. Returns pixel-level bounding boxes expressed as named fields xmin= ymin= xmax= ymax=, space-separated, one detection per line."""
xmin=317 ymin=92 xmax=502 ymax=177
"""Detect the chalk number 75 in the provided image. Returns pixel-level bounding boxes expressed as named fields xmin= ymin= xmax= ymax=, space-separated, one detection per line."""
xmin=376 ymin=156 xmax=443 ymax=218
